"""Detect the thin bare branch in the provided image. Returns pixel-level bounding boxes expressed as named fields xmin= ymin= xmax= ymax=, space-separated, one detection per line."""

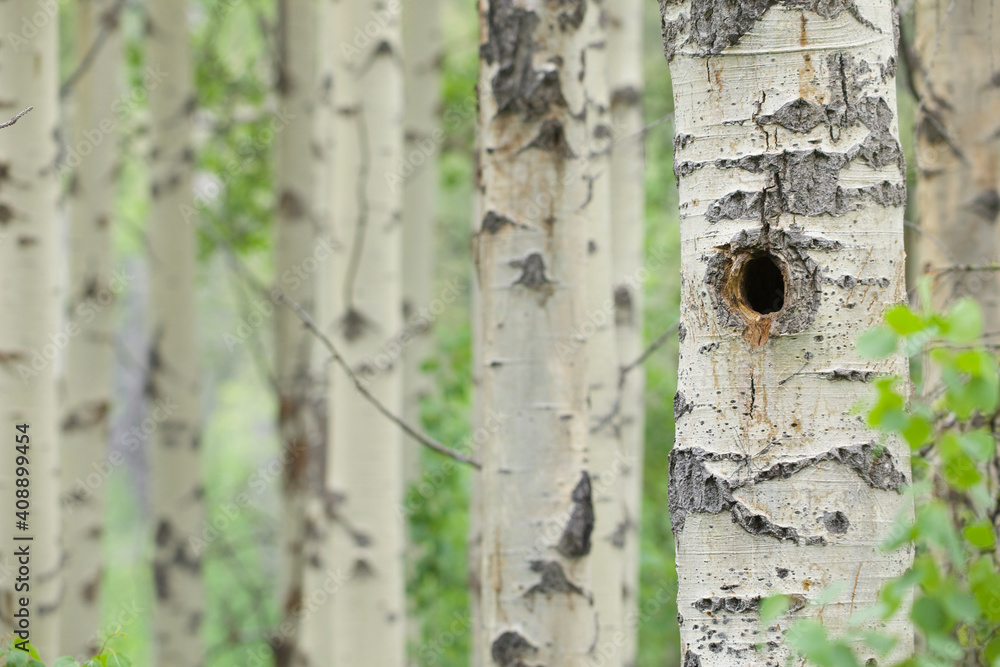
xmin=60 ymin=0 xmax=128 ymax=99
xmin=205 ymin=226 xmax=480 ymax=468
xmin=591 ymin=320 xmax=679 ymax=434
xmin=275 ymin=291 xmax=481 ymax=469
xmin=0 ymin=107 xmax=33 ymax=130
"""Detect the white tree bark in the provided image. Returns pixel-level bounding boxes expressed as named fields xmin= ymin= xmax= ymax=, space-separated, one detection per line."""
xmin=914 ymin=0 xmax=1000 ymax=329
xmin=607 ymin=0 xmax=646 ymax=662
xmin=659 ymin=0 xmax=913 ymax=663
xmin=475 ymin=0 xmax=597 ymax=664
xmin=60 ymin=0 xmax=122 ymax=659
xmin=273 ymin=0 xmax=324 ymax=665
xmin=296 ymin=2 xmax=336 ymax=662
xmin=582 ymin=2 xmax=626 ymax=664
xmin=147 ymin=0 xmax=204 ymax=663
xmin=0 ymin=2 xmax=62 ymax=660
xmin=324 ymin=0 xmax=406 ymax=663
xmin=401 ymin=0 xmax=441 ymax=487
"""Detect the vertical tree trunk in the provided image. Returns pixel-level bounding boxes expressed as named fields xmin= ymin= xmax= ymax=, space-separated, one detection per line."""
xmin=297 ymin=2 xmax=337 ymax=662
xmin=659 ymin=0 xmax=913 ymax=663
xmin=60 ymin=0 xmax=122 ymax=658
xmin=326 ymin=0 xmax=406 ymax=663
xmin=583 ymin=1 xmax=626 ymax=663
xmin=475 ymin=1 xmax=597 ymax=664
xmin=607 ymin=0 xmax=645 ymax=662
xmin=0 ymin=2 xmax=62 ymax=659
xmin=401 ymin=0 xmax=440 ymax=653
xmin=401 ymin=0 xmax=441 ymax=486
xmin=914 ymin=0 xmax=1000 ymax=328
xmin=148 ymin=0 xmax=204 ymax=663
xmin=273 ymin=0 xmax=322 ymax=664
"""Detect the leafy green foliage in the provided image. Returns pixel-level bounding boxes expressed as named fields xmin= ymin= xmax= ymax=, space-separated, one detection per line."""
xmin=780 ymin=298 xmax=1000 ymax=667
xmin=0 ymin=637 xmax=130 ymax=667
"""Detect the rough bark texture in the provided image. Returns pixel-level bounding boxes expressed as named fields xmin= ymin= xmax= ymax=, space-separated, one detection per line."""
xmin=607 ymin=0 xmax=646 ymax=662
xmin=583 ymin=1 xmax=627 ymax=663
xmin=60 ymin=0 xmax=122 ymax=659
xmin=0 ymin=1 xmax=62 ymax=659
xmin=476 ymin=0 xmax=598 ymax=663
xmin=914 ymin=0 xmax=1000 ymax=329
xmin=324 ymin=0 xmax=407 ymax=662
xmin=148 ymin=0 xmax=204 ymax=662
xmin=273 ymin=0 xmax=324 ymax=665
xmin=659 ymin=0 xmax=914 ymax=663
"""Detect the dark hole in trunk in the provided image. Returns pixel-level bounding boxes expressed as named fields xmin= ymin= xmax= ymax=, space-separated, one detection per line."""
xmin=742 ymin=256 xmax=785 ymax=315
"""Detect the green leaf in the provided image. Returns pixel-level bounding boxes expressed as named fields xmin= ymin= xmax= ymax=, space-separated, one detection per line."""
xmin=759 ymin=594 xmax=791 ymax=624
xmin=53 ymin=658 xmax=81 ymax=667
xmin=959 ymin=430 xmax=996 ymax=462
xmin=860 ymin=630 xmax=897 ymax=655
xmin=983 ymin=633 xmax=1000 ymax=665
xmin=963 ymin=521 xmax=996 ymax=550
xmin=912 ymin=596 xmax=950 ymax=634
xmin=4 ymin=650 xmax=30 ymax=667
xmin=945 ymin=298 xmax=983 ymax=343
xmin=859 ymin=328 xmax=898 ymax=358
xmin=886 ymin=304 xmax=926 ymax=335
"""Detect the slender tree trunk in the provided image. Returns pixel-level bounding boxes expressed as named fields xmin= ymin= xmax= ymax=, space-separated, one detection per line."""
xmin=401 ymin=0 xmax=440 ymax=653
xmin=583 ymin=2 xmax=626 ymax=663
xmin=659 ymin=0 xmax=913 ymax=663
xmin=0 ymin=2 xmax=62 ymax=659
xmin=147 ymin=1 xmax=204 ymax=663
xmin=60 ymin=0 xmax=122 ymax=659
xmin=470 ymin=118 xmax=486 ymax=667
xmin=326 ymin=0 xmax=406 ymax=663
xmin=297 ymin=1 xmax=337 ymax=663
xmin=273 ymin=0 xmax=324 ymax=665
xmin=401 ymin=0 xmax=441 ymax=487
xmin=914 ymin=0 xmax=1000 ymax=328
xmin=475 ymin=1 xmax=597 ymax=663
xmin=607 ymin=0 xmax=645 ymax=662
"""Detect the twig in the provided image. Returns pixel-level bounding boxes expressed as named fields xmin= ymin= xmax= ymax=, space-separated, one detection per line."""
xmin=275 ymin=292 xmax=481 ymax=469
xmin=591 ymin=320 xmax=679 ymax=434
xmin=924 ymin=263 xmax=1000 ymax=274
xmin=60 ymin=0 xmax=129 ymax=99
xmin=0 ymin=107 xmax=32 ymax=130
xmin=205 ymin=223 xmax=481 ymax=469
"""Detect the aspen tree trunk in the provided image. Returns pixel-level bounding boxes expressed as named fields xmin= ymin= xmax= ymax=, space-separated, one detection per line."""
xmin=60 ymin=0 xmax=122 ymax=658
xmin=659 ymin=0 xmax=913 ymax=663
xmin=401 ymin=0 xmax=440 ymax=487
xmin=607 ymin=0 xmax=645 ymax=662
xmin=475 ymin=1 xmax=597 ymax=664
xmin=147 ymin=1 xmax=204 ymax=663
xmin=401 ymin=0 xmax=440 ymax=653
xmin=914 ymin=0 xmax=1000 ymax=329
xmin=296 ymin=1 xmax=336 ymax=663
xmin=470 ymin=124 xmax=486 ymax=667
xmin=582 ymin=1 xmax=626 ymax=663
xmin=325 ymin=0 xmax=406 ymax=662
xmin=0 ymin=2 xmax=62 ymax=659
xmin=273 ymin=0 xmax=323 ymax=664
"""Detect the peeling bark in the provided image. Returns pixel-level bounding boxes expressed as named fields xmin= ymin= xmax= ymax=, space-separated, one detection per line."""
xmin=661 ymin=0 xmax=914 ymax=661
